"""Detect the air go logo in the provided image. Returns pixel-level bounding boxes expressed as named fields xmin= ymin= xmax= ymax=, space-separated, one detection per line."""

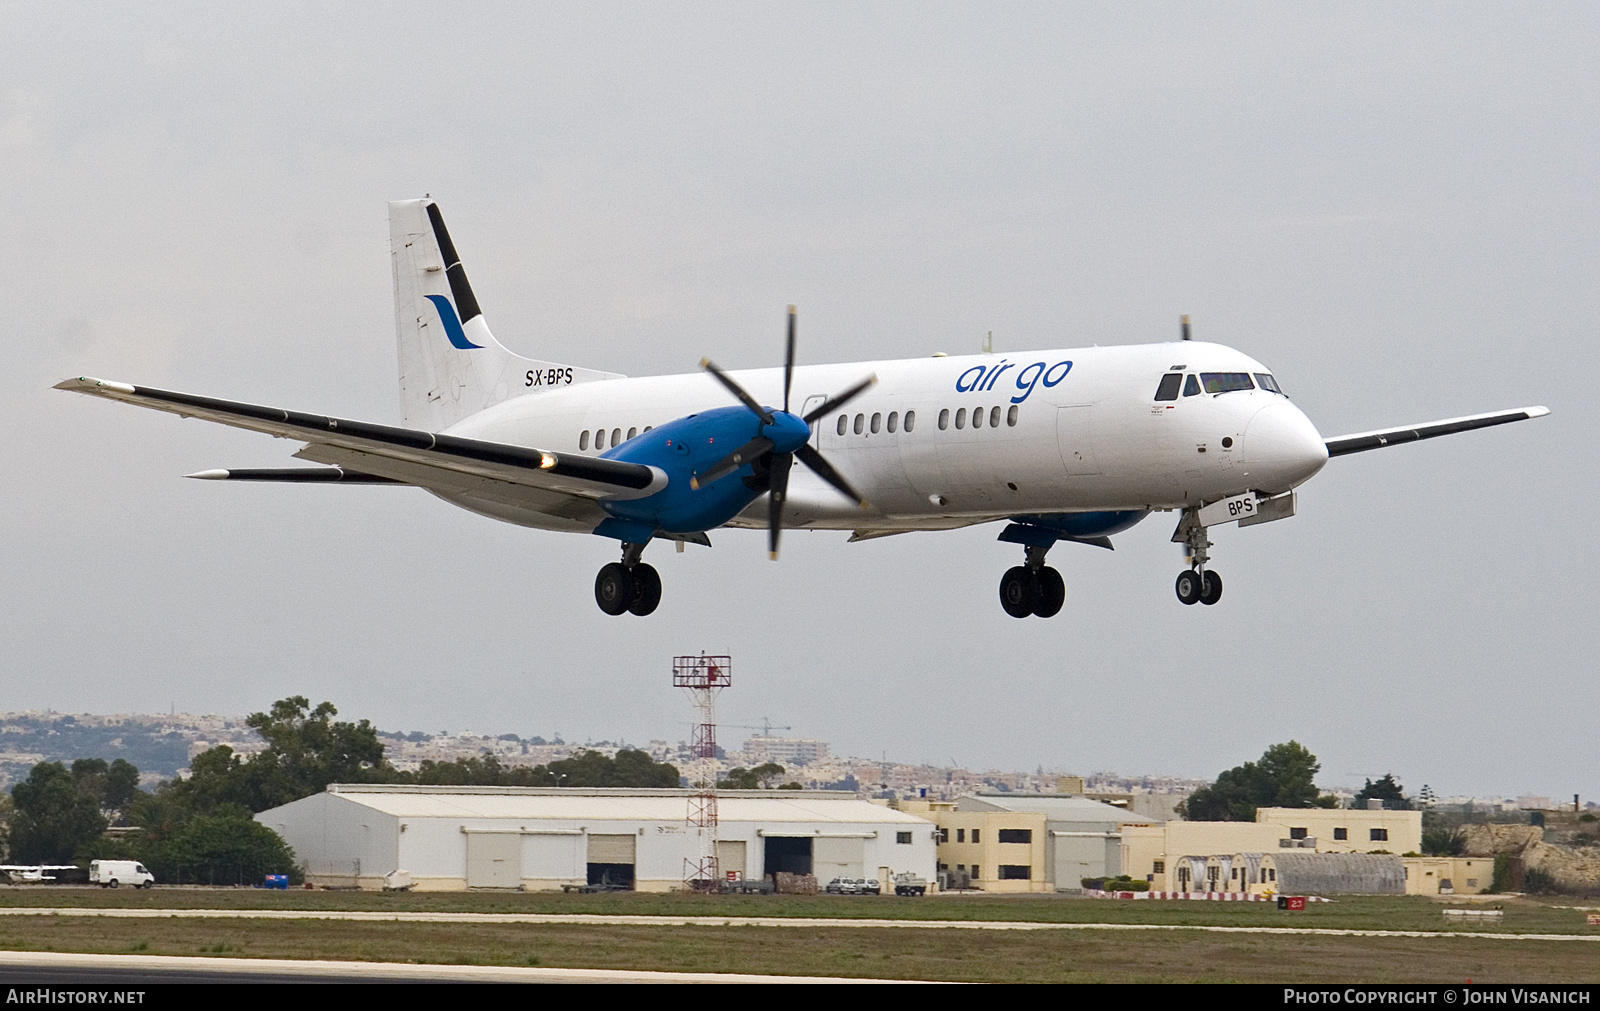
xmin=954 ymin=359 xmax=1072 ymax=404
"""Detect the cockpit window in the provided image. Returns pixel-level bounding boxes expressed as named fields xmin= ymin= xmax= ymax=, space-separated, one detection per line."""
xmin=1154 ymin=373 xmax=1182 ymax=401
xmin=1183 ymin=374 xmax=1201 ymax=397
xmin=1254 ymin=373 xmax=1285 ymax=396
xmin=1201 ymin=372 xmax=1255 ymax=394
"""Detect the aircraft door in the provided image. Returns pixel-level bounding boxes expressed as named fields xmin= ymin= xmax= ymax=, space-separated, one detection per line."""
xmin=801 ymin=394 xmax=827 ymax=447
xmin=1056 ymin=405 xmax=1103 ymax=475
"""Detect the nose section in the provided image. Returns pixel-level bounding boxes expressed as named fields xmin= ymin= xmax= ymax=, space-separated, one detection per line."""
xmin=1244 ymin=401 xmax=1328 ymax=492
xmin=767 ymin=411 xmax=812 ymax=454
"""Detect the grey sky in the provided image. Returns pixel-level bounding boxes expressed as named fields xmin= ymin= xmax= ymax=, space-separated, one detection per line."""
xmin=3 ymin=3 xmax=1594 ymax=800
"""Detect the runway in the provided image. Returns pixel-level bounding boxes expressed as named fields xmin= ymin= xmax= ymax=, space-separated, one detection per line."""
xmin=0 ymin=950 xmax=919 ymax=984
xmin=0 ymin=906 xmax=1595 ymax=942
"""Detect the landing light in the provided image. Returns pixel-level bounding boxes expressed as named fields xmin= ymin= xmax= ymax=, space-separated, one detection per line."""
xmin=539 ymin=453 xmax=556 ymax=469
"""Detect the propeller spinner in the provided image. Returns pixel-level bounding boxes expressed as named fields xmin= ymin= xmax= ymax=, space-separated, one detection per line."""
xmin=695 ymin=306 xmax=876 ymax=559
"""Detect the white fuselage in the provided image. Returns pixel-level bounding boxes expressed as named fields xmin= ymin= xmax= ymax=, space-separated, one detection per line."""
xmin=438 ymin=340 xmax=1329 ymax=535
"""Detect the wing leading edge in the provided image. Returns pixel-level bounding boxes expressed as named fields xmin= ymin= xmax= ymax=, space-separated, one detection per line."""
xmin=1324 ymin=406 xmax=1549 ymax=458
xmin=54 ymin=377 xmax=664 ymax=501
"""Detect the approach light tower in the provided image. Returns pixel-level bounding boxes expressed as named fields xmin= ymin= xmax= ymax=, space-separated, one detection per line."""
xmin=674 ymin=653 xmax=731 ymax=891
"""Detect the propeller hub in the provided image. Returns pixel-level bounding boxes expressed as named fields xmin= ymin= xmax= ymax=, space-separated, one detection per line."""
xmin=763 ymin=411 xmax=812 ymax=455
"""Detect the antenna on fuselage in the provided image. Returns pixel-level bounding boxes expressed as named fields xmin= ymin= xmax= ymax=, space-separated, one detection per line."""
xmin=1181 ymin=314 xmax=1192 ymax=341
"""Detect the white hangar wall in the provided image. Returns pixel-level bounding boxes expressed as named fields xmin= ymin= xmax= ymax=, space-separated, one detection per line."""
xmin=256 ymin=785 xmax=938 ymax=892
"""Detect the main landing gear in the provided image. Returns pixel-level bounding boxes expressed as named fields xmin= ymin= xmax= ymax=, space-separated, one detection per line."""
xmin=1172 ymin=510 xmax=1223 ymax=606
xmin=999 ymin=544 xmax=1066 ymax=619
xmin=594 ymin=542 xmax=662 ymax=616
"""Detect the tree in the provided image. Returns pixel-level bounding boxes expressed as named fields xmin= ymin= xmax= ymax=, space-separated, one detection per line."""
xmin=171 ymin=697 xmax=390 ymax=814
xmin=240 ymin=696 xmax=388 ymax=808
xmin=540 ymin=749 xmax=679 ymax=788
xmin=1354 ymin=774 xmax=1411 ymax=811
xmin=9 ymin=762 xmax=107 ymax=863
xmin=718 ymin=763 xmax=786 ymax=789
xmin=66 ymin=758 xmax=143 ymax=822
xmin=1180 ymin=741 xmax=1339 ymax=821
xmin=142 ymin=812 xmax=300 ymax=886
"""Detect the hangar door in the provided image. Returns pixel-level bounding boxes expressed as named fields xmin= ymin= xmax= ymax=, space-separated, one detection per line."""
xmin=466 ymin=832 xmax=522 ymax=889
xmin=716 ymin=840 xmax=747 ymax=879
xmin=1052 ymin=832 xmax=1112 ymax=891
xmin=813 ymin=837 xmax=865 ymax=880
xmin=587 ymin=833 xmax=636 ymax=890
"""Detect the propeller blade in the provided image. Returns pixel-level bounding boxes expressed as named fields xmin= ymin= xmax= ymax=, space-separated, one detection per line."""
xmin=783 ymin=305 xmax=796 ymax=414
xmin=795 ymin=443 xmax=867 ymax=507
xmin=690 ymin=436 xmax=774 ymax=490
xmin=801 ymin=374 xmax=878 ymax=425
xmin=767 ymin=451 xmax=793 ymax=560
xmin=700 ymin=358 xmax=774 ymax=425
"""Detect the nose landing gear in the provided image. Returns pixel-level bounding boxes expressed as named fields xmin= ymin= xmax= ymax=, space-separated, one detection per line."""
xmin=595 ymin=542 xmax=662 ymax=616
xmin=1172 ymin=510 xmax=1223 ymax=606
xmin=998 ymin=544 xmax=1066 ymax=618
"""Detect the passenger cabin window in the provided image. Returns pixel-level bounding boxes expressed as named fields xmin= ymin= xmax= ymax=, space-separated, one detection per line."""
xmin=972 ymin=407 xmax=983 ymax=428
xmin=1183 ymin=375 xmax=1201 ymax=397
xmin=611 ymin=428 xmax=622 ymax=445
xmin=1006 ymin=405 xmax=1018 ymax=427
xmin=1254 ymin=373 xmax=1286 ymax=396
xmin=837 ymin=415 xmax=848 ymax=436
xmin=870 ymin=412 xmax=882 ymax=434
xmin=595 ymin=429 xmax=607 ymax=449
xmin=938 ymin=409 xmax=950 ymax=430
xmin=955 ymin=408 xmax=967 ymax=429
xmin=853 ymin=413 xmax=865 ymax=435
xmin=887 ymin=411 xmax=898 ymax=433
xmin=1201 ymin=373 xmax=1254 ymax=395
xmin=1154 ymin=373 xmax=1183 ymax=401
xmin=627 ymin=427 xmax=637 ymax=440
xmin=904 ymin=410 xmax=916 ymax=432
xmin=579 ymin=430 xmax=590 ymax=450
xmin=989 ymin=406 xmax=1001 ymax=428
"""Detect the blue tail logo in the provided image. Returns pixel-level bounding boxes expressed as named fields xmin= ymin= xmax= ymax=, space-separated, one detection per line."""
xmin=425 ymin=294 xmax=483 ymax=350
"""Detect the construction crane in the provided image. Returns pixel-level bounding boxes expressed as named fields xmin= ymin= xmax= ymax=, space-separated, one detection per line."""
xmin=723 ymin=718 xmax=792 ymax=737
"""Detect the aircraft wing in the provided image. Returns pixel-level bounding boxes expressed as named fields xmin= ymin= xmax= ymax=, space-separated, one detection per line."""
xmin=54 ymin=377 xmax=665 ymax=502
xmin=1324 ymin=406 xmax=1549 ymax=458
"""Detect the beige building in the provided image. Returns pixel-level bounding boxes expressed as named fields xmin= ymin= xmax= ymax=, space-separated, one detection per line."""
xmin=903 ymin=793 xmax=1149 ymax=892
xmin=1403 ymin=856 xmax=1495 ymax=895
xmin=1122 ymin=807 xmax=1423 ymax=890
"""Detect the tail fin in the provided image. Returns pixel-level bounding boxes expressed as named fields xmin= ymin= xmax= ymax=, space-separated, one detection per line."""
xmin=389 ymin=198 xmax=622 ymax=431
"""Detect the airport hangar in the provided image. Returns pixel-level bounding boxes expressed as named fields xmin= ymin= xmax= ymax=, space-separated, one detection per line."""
xmin=257 ymin=784 xmax=938 ymax=891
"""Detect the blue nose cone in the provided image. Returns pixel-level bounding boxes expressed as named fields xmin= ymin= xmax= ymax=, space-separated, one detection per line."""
xmin=765 ymin=411 xmax=812 ymax=453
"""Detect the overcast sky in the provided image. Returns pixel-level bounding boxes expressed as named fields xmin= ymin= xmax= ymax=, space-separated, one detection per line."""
xmin=3 ymin=3 xmax=1594 ymax=801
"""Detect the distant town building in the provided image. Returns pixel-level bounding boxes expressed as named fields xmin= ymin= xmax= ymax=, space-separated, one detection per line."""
xmin=741 ymin=736 xmax=829 ymax=767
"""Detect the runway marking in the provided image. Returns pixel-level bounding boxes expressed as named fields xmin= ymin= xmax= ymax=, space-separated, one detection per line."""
xmin=0 ymin=907 xmax=1595 ymax=941
xmin=0 ymin=949 xmax=917 ymax=983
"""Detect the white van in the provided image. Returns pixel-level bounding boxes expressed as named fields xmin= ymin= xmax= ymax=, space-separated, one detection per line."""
xmin=88 ymin=860 xmax=154 ymax=889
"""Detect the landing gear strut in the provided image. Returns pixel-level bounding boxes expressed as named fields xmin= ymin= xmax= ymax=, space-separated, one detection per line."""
xmin=595 ymin=542 xmax=662 ymax=616
xmin=1172 ymin=510 xmax=1223 ymax=606
xmin=999 ymin=544 xmax=1066 ymax=619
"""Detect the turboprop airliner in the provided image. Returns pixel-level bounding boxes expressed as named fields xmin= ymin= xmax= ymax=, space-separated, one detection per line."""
xmin=57 ymin=199 xmax=1549 ymax=617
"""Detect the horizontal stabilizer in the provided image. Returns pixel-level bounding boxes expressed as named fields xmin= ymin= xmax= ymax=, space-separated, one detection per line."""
xmin=186 ymin=468 xmax=402 ymax=484
xmin=56 ymin=377 xmax=666 ymax=502
xmin=1324 ymin=406 xmax=1549 ymax=458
